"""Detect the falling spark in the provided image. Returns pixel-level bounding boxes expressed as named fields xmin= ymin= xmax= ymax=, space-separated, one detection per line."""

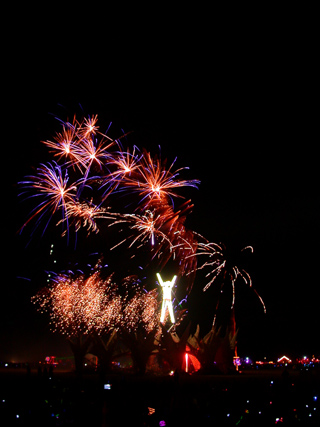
xmin=57 ymin=200 xmax=114 ymax=234
xmin=109 ymin=210 xmax=173 ymax=250
xmin=189 ymin=241 xmax=266 ymax=316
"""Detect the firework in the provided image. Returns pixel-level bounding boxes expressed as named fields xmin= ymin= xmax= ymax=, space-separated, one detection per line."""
xmin=99 ymin=147 xmax=142 ymax=199
xmin=33 ymin=270 xmax=121 ymax=336
xmin=33 ymin=269 xmax=161 ymax=336
xmin=76 ymin=134 xmax=114 ymax=176
xmin=78 ymin=114 xmax=99 ymax=138
xmin=189 ymin=242 xmax=225 ymax=291
xmin=140 ymin=289 xmax=160 ymax=333
xmin=107 ymin=201 xmax=198 ymax=301
xmin=189 ymin=242 xmax=266 ymax=324
xmin=42 ymin=119 xmax=81 ymax=165
xmin=105 ymin=147 xmax=141 ymax=180
xmin=23 ymin=113 xmax=201 ymax=326
xmin=109 ymin=209 xmax=173 ymax=250
xmin=120 ymin=278 xmax=160 ymax=333
xmin=43 ymin=115 xmax=115 ymax=174
xmin=19 ymin=162 xmax=77 ymax=233
xmin=58 ymin=200 xmax=114 ymax=234
xmin=20 ymin=114 xmax=199 ymax=249
xmin=23 ymin=110 xmax=268 ymax=355
xmin=122 ymin=150 xmax=200 ymax=208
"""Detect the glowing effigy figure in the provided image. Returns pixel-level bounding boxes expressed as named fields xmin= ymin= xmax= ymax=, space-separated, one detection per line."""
xmin=157 ymin=273 xmax=177 ymax=324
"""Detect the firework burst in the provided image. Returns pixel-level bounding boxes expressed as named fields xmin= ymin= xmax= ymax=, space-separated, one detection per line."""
xmin=122 ymin=150 xmax=200 ymax=208
xmin=119 ymin=276 xmax=160 ymax=333
xmin=32 ymin=270 xmax=121 ymax=336
xmin=43 ymin=115 xmax=115 ymax=174
xmin=99 ymin=147 xmax=142 ymax=199
xmin=43 ymin=119 xmax=80 ymax=164
xmin=19 ymin=162 xmax=77 ymax=234
xmin=33 ymin=269 xmax=161 ymax=337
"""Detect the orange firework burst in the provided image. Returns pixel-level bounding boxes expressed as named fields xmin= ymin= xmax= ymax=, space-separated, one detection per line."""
xmin=43 ymin=119 xmax=80 ymax=164
xmin=77 ymin=133 xmax=114 ymax=173
xmin=33 ymin=269 xmax=161 ymax=337
xmin=122 ymin=150 xmax=199 ymax=208
xmin=43 ymin=115 xmax=115 ymax=173
xmin=79 ymin=114 xmax=99 ymax=138
xmin=119 ymin=276 xmax=160 ymax=333
xmin=32 ymin=270 xmax=121 ymax=336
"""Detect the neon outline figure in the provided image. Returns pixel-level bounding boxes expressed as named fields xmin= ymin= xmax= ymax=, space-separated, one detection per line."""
xmin=157 ymin=273 xmax=177 ymax=324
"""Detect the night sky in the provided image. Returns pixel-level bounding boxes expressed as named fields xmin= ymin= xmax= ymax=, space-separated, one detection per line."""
xmin=4 ymin=18 xmax=318 ymax=363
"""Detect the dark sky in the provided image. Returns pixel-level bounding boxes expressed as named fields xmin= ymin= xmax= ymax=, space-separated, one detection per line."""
xmin=4 ymin=18 xmax=319 ymax=362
